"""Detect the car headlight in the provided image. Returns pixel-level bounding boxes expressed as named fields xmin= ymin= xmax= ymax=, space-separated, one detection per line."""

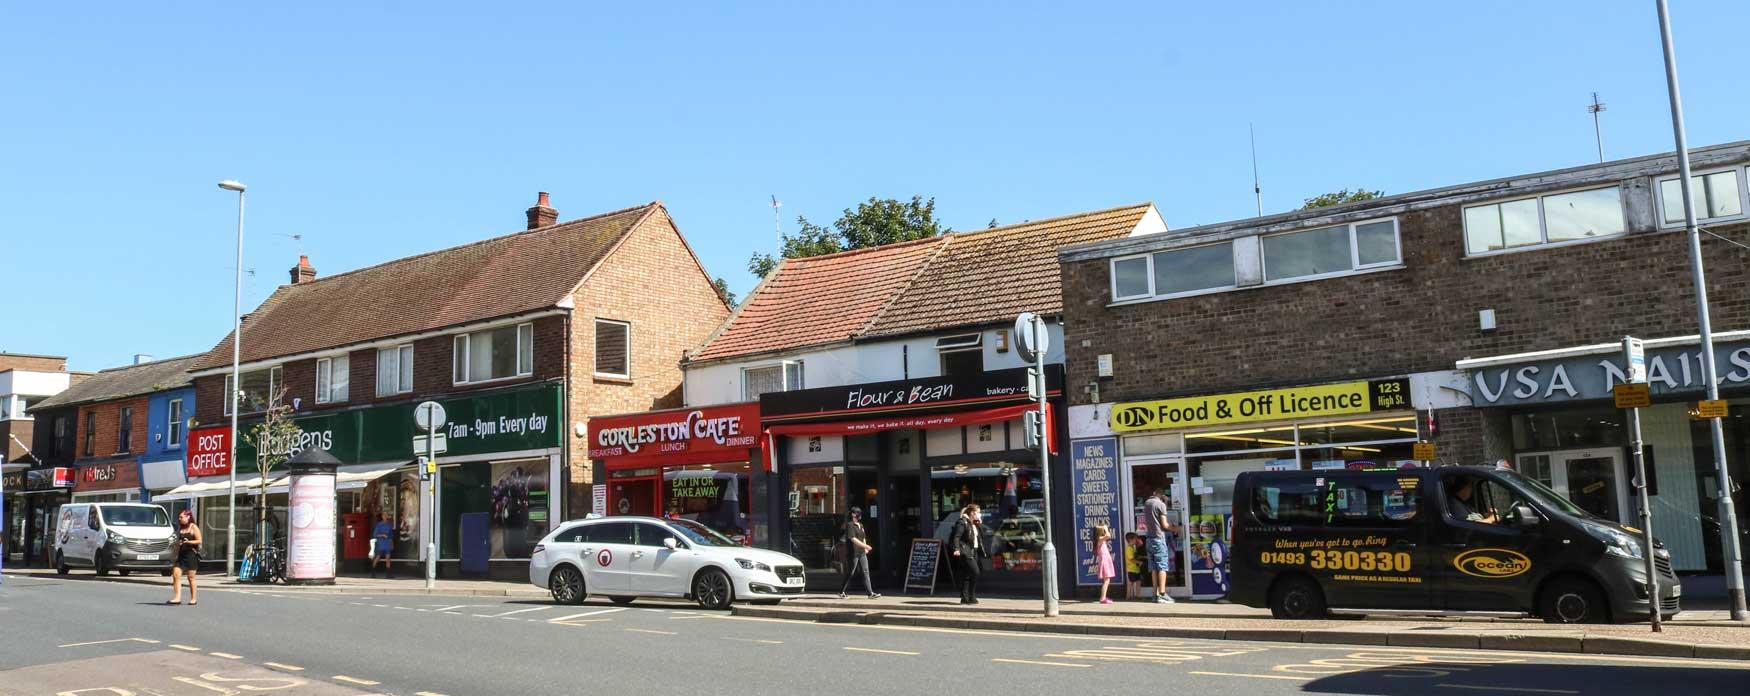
xmin=735 ymin=558 xmax=771 ymax=572
xmin=107 ymin=531 xmax=126 ymax=545
xmin=1588 ymin=524 xmax=1644 ymax=560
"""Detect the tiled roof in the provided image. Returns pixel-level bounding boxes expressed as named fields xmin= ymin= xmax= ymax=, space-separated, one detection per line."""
xmin=689 ymin=204 xmax=1151 ymax=363
xmin=31 ymin=354 xmax=202 ymax=411
xmin=688 ymin=236 xmax=948 ymax=362
xmin=191 ymin=203 xmax=661 ymax=371
xmin=865 ymin=204 xmax=1151 ymax=337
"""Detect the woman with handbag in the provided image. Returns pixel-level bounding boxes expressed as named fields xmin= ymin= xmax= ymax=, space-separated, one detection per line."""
xmin=950 ymin=504 xmax=983 ymax=605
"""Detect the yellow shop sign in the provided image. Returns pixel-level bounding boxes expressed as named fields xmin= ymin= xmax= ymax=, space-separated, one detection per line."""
xmin=1110 ymin=378 xmax=1409 ymax=432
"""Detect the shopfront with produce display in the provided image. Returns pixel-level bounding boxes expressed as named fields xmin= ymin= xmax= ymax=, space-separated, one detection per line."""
xmin=757 ymin=366 xmax=1066 ymax=593
xmin=164 ymin=383 xmax=562 ymax=575
xmin=588 ymin=403 xmax=760 ymax=544
xmin=1106 ymin=377 xmax=1425 ymax=599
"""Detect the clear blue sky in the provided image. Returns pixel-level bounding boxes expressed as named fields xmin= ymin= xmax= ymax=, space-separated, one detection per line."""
xmin=6 ymin=2 xmax=1749 ymax=371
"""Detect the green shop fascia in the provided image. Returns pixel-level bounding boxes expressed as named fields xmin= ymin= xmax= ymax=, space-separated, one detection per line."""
xmin=236 ymin=383 xmax=563 ymax=563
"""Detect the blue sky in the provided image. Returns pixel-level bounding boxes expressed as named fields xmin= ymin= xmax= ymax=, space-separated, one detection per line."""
xmin=5 ymin=2 xmax=1749 ymax=371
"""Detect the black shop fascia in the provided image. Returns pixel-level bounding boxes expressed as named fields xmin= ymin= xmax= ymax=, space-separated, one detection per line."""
xmin=755 ymin=365 xmax=1069 ymax=593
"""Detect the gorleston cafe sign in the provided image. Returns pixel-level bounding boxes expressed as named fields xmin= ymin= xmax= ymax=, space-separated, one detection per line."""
xmin=1463 ymin=338 xmax=1750 ymax=407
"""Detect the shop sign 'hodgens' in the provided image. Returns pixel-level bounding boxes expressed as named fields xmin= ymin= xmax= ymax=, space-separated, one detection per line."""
xmin=1110 ymin=378 xmax=1409 ymax=432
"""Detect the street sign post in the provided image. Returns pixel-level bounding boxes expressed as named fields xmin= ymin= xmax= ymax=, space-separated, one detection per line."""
xmin=416 ymin=401 xmax=447 ymax=590
xmin=1016 ymin=312 xmax=1059 ymax=617
xmin=1621 ymin=337 xmax=1662 ymax=633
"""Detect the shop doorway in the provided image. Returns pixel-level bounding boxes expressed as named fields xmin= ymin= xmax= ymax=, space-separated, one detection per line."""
xmin=1121 ymin=454 xmax=1191 ymax=599
xmin=1517 ymin=448 xmax=1628 ymax=522
xmin=611 ymin=478 xmax=659 ymax=518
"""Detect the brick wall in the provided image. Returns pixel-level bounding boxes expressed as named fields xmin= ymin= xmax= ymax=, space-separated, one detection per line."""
xmin=1061 ymin=209 xmax=1750 ymax=406
xmin=74 ymin=397 xmax=149 ymax=458
xmin=4 ymin=419 xmax=30 ymax=462
xmin=0 ymin=355 xmax=66 ymax=372
xmin=566 ymin=207 xmax=732 ymax=489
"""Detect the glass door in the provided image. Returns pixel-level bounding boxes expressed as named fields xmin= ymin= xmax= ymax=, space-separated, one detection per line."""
xmin=1123 ymin=454 xmax=1190 ymax=598
xmin=1517 ymin=448 xmax=1628 ymax=522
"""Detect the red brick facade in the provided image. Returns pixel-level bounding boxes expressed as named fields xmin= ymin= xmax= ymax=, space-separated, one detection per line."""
xmin=74 ymin=397 xmax=149 ymax=459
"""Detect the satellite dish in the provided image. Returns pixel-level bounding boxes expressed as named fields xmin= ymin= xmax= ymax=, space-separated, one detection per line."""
xmin=1014 ymin=312 xmax=1049 ymax=363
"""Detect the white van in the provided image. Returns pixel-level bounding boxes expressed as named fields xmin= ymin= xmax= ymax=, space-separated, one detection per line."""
xmin=54 ymin=503 xmax=177 ymax=576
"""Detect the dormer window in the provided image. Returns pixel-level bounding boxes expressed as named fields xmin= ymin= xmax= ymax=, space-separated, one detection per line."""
xmin=937 ymin=333 xmax=983 ymax=378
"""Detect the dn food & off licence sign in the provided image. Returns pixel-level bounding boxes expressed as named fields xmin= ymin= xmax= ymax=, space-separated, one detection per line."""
xmin=1111 ymin=378 xmax=1409 ymax=433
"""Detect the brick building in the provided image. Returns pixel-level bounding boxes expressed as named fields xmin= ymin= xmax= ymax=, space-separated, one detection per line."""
xmin=171 ymin=194 xmax=728 ymax=576
xmin=1058 ymin=142 xmax=1750 ymax=584
xmin=2 ymin=352 xmax=80 ymax=565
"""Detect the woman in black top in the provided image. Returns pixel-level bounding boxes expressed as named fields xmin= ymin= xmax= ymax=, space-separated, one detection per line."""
xmin=168 ymin=509 xmax=202 ymax=606
xmin=950 ymin=504 xmax=984 ymax=604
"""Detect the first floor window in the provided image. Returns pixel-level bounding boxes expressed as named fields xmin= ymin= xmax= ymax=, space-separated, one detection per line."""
xmin=117 ymin=406 xmax=133 ymax=452
xmin=594 ymin=319 xmax=629 ymax=378
xmin=742 ymin=361 xmax=804 ymax=401
xmin=937 ymin=334 xmax=983 ymax=378
xmin=1464 ymin=186 xmax=1624 ymax=255
xmin=83 ymin=411 xmax=95 ymax=456
xmin=166 ymin=399 xmax=183 ymax=448
xmin=453 ymin=323 xmax=534 ymax=384
xmin=316 ymin=355 xmax=350 ymax=404
xmin=377 ymin=345 xmax=413 ymax=396
xmin=1661 ymin=170 xmax=1744 ymax=224
xmin=225 ymin=366 xmax=284 ymax=415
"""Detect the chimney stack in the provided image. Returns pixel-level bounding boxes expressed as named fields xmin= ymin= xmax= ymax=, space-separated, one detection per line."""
xmin=133 ymin=354 xmax=154 ymax=365
xmin=290 ymin=255 xmax=317 ymax=284
xmin=526 ymin=191 xmax=557 ymax=229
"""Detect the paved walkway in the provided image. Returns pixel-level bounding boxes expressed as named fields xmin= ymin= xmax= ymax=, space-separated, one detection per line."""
xmin=2 ymin=567 xmax=549 ymax=597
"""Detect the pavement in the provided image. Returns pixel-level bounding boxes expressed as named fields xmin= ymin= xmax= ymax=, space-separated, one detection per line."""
xmin=5 ymin=571 xmax=1750 ymax=696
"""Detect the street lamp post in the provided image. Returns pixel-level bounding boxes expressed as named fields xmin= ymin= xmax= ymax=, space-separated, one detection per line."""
xmin=1654 ymin=0 xmax=1748 ymax=621
xmin=218 ymin=179 xmax=246 ymax=578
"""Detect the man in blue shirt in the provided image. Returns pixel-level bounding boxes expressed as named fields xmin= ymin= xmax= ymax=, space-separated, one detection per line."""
xmin=370 ymin=513 xmax=395 ymax=578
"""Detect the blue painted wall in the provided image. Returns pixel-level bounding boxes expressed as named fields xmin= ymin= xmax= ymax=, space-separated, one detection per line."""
xmin=144 ymin=386 xmax=195 ymax=462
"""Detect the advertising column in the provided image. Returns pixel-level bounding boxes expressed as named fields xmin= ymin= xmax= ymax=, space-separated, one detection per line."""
xmin=283 ymin=448 xmax=340 ymax=585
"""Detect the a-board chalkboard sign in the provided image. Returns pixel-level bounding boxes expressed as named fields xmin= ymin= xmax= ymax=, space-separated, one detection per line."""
xmin=904 ymin=538 xmax=943 ymax=595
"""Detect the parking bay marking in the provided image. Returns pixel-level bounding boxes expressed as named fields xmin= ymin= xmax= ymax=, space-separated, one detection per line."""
xmin=333 ymin=675 xmax=382 ymax=686
xmin=264 ymin=662 xmax=305 ymax=672
xmin=1269 ymin=651 xmax=1524 ymax=679
xmin=1044 ymin=641 xmax=1267 ymax=665
xmin=549 ymin=608 xmax=628 ymax=623
xmin=844 ymin=647 xmax=919 ymax=656
xmin=58 ymin=638 xmax=160 ymax=648
xmin=491 ymin=606 xmax=551 ymax=618
xmin=993 ymin=658 xmax=1090 ymax=668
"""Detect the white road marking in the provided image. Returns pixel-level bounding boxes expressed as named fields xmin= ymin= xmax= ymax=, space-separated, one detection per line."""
xmin=431 ymin=605 xmax=474 ymax=612
xmin=333 ymin=675 xmax=381 ymax=686
xmin=264 ymin=662 xmax=305 ymax=671
xmin=415 ymin=692 xmax=451 ymax=696
xmin=491 ymin=606 xmax=551 ymax=618
xmin=626 ymin=628 xmax=678 ymax=635
xmin=1191 ymin=671 xmax=1314 ymax=681
xmin=169 ymin=644 xmax=201 ymax=652
xmin=843 ymin=647 xmax=919 ymax=656
xmin=209 ymin=652 xmax=243 ymax=659
xmin=549 ymin=608 xmax=627 ymax=622
xmin=669 ymin=614 xmax=712 ymax=620
xmin=57 ymin=638 xmax=160 ymax=648
xmin=1438 ymin=685 xmax=1578 ymax=695
xmin=370 ymin=604 xmax=388 ymax=608
xmin=723 ymin=638 xmax=784 ymax=645
xmin=992 ymin=658 xmax=1090 ymax=668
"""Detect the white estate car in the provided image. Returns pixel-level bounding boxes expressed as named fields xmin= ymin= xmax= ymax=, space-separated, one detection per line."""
xmin=530 ymin=516 xmax=806 ymax=610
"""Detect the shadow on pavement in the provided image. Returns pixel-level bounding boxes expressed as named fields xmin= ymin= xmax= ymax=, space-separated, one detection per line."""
xmin=1302 ymin=661 xmax=1748 ymax=694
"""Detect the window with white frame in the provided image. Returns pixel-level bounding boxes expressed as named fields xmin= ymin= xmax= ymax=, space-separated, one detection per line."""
xmin=166 ymin=398 xmax=183 ymax=448
xmin=225 ymin=366 xmax=284 ymax=415
xmin=594 ymin=319 xmax=629 ymax=378
xmin=1110 ymin=242 xmax=1236 ymax=301
xmin=1659 ymin=168 xmax=1746 ymax=225
xmin=742 ymin=361 xmax=804 ymax=401
xmin=454 ymin=323 xmax=534 ymax=384
xmin=376 ymin=345 xmax=414 ymax=396
xmin=315 ymin=355 xmax=349 ymax=404
xmin=937 ymin=334 xmax=983 ymax=378
xmin=1463 ymin=186 xmax=1625 ymax=255
xmin=1263 ymin=219 xmax=1400 ymax=282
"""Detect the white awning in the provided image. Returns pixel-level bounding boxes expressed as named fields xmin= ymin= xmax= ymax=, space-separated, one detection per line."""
xmin=156 ymin=462 xmax=409 ymax=500
xmin=334 ymin=461 xmax=408 ymax=490
xmin=155 ymin=475 xmax=285 ymax=502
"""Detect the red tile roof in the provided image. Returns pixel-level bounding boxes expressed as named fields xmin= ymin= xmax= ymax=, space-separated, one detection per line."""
xmin=689 ymin=204 xmax=1152 ymax=363
xmin=191 ymin=202 xmax=662 ymax=371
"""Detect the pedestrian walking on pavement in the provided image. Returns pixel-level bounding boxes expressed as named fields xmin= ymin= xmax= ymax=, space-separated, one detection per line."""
xmin=1143 ymin=487 xmax=1181 ymax=603
xmin=1094 ymin=522 xmax=1116 ymax=604
xmin=168 ymin=509 xmax=202 ymax=606
xmin=950 ymin=503 xmax=984 ymax=605
xmin=838 ymin=508 xmax=879 ymax=599
xmin=369 ymin=513 xmax=395 ymax=578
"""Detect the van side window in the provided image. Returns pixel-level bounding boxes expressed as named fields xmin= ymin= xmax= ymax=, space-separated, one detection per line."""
xmin=88 ymin=508 xmax=101 ymax=530
xmin=1252 ymin=481 xmax=1325 ymax=524
xmin=1253 ymin=478 xmax=1419 ymax=526
xmin=554 ymin=526 xmax=587 ymax=543
xmin=581 ymin=522 xmax=634 ymax=545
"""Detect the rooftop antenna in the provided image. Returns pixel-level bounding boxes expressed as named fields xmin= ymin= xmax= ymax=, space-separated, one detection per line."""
xmin=1249 ymin=123 xmax=1264 ymax=217
xmin=770 ymin=195 xmax=782 ymax=247
xmin=1588 ymin=92 xmax=1607 ymax=163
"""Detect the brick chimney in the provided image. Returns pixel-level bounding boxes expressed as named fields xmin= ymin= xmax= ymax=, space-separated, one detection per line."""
xmin=526 ymin=192 xmax=557 ymax=229
xmin=290 ymin=255 xmax=317 ymax=284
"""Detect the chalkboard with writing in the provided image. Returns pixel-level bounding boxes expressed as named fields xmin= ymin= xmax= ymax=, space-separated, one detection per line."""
xmin=904 ymin=538 xmax=943 ymax=595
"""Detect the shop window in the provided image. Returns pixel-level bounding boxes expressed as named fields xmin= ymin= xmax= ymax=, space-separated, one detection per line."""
xmin=315 ymin=356 xmax=349 ymax=404
xmin=742 ymin=361 xmax=803 ymax=401
xmin=226 ymin=366 xmax=285 ymax=415
xmin=1511 ymin=408 xmax=1625 ymax=451
xmin=1263 ymin=219 xmax=1400 ymax=283
xmin=1111 ymin=242 xmax=1236 ymax=302
xmin=593 ymin=319 xmax=629 ymax=378
xmin=937 ymin=333 xmax=983 ymax=378
xmin=1463 ymin=185 xmax=1624 ymax=255
xmin=1660 ymin=168 xmax=1745 ymax=225
xmin=117 ymin=406 xmax=133 ymax=452
xmin=166 ymin=399 xmax=183 ymax=448
xmin=454 ymin=323 xmax=534 ymax=384
xmin=376 ymin=345 xmax=413 ymax=396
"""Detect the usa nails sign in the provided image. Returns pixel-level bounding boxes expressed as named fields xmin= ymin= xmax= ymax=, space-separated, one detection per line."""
xmin=1464 ymin=340 xmax=1750 ymax=407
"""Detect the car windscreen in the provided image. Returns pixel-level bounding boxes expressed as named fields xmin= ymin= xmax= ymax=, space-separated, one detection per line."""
xmin=667 ymin=519 xmax=735 ymax=547
xmin=102 ymin=507 xmax=170 ymax=527
xmin=1496 ymin=471 xmax=1591 ymax=519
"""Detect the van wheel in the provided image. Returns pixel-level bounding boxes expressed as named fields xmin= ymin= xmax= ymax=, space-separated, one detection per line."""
xmin=549 ymin=566 xmax=587 ymax=605
xmin=1539 ymin=576 xmax=1608 ymax=624
xmin=119 ymin=569 xmax=131 ymax=577
xmin=1269 ymin=576 xmax=1327 ymax=620
xmin=55 ymin=553 xmax=69 ymax=576
xmin=94 ymin=555 xmax=109 ymax=577
xmin=694 ymin=568 xmax=734 ymax=610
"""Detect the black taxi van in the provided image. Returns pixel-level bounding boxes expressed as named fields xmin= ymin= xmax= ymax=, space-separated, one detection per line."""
xmin=1229 ymin=466 xmax=1681 ymax=623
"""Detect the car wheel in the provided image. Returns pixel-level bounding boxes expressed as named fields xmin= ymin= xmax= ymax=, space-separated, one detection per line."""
xmin=1269 ymin=575 xmax=1326 ymax=620
xmin=751 ymin=599 xmax=782 ymax=606
xmin=55 ymin=553 xmax=69 ymax=576
xmin=610 ymin=596 xmax=636 ymax=605
xmin=1540 ymin=576 xmax=1608 ymax=624
xmin=119 ymin=569 xmax=131 ymax=576
xmin=160 ymin=568 xmax=172 ymax=577
xmin=549 ymin=565 xmax=586 ymax=605
xmin=94 ymin=554 xmax=109 ymax=577
xmin=694 ymin=568 xmax=734 ymax=610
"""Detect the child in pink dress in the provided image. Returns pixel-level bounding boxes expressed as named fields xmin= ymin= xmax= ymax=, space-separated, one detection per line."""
xmin=1094 ymin=523 xmax=1117 ymax=604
